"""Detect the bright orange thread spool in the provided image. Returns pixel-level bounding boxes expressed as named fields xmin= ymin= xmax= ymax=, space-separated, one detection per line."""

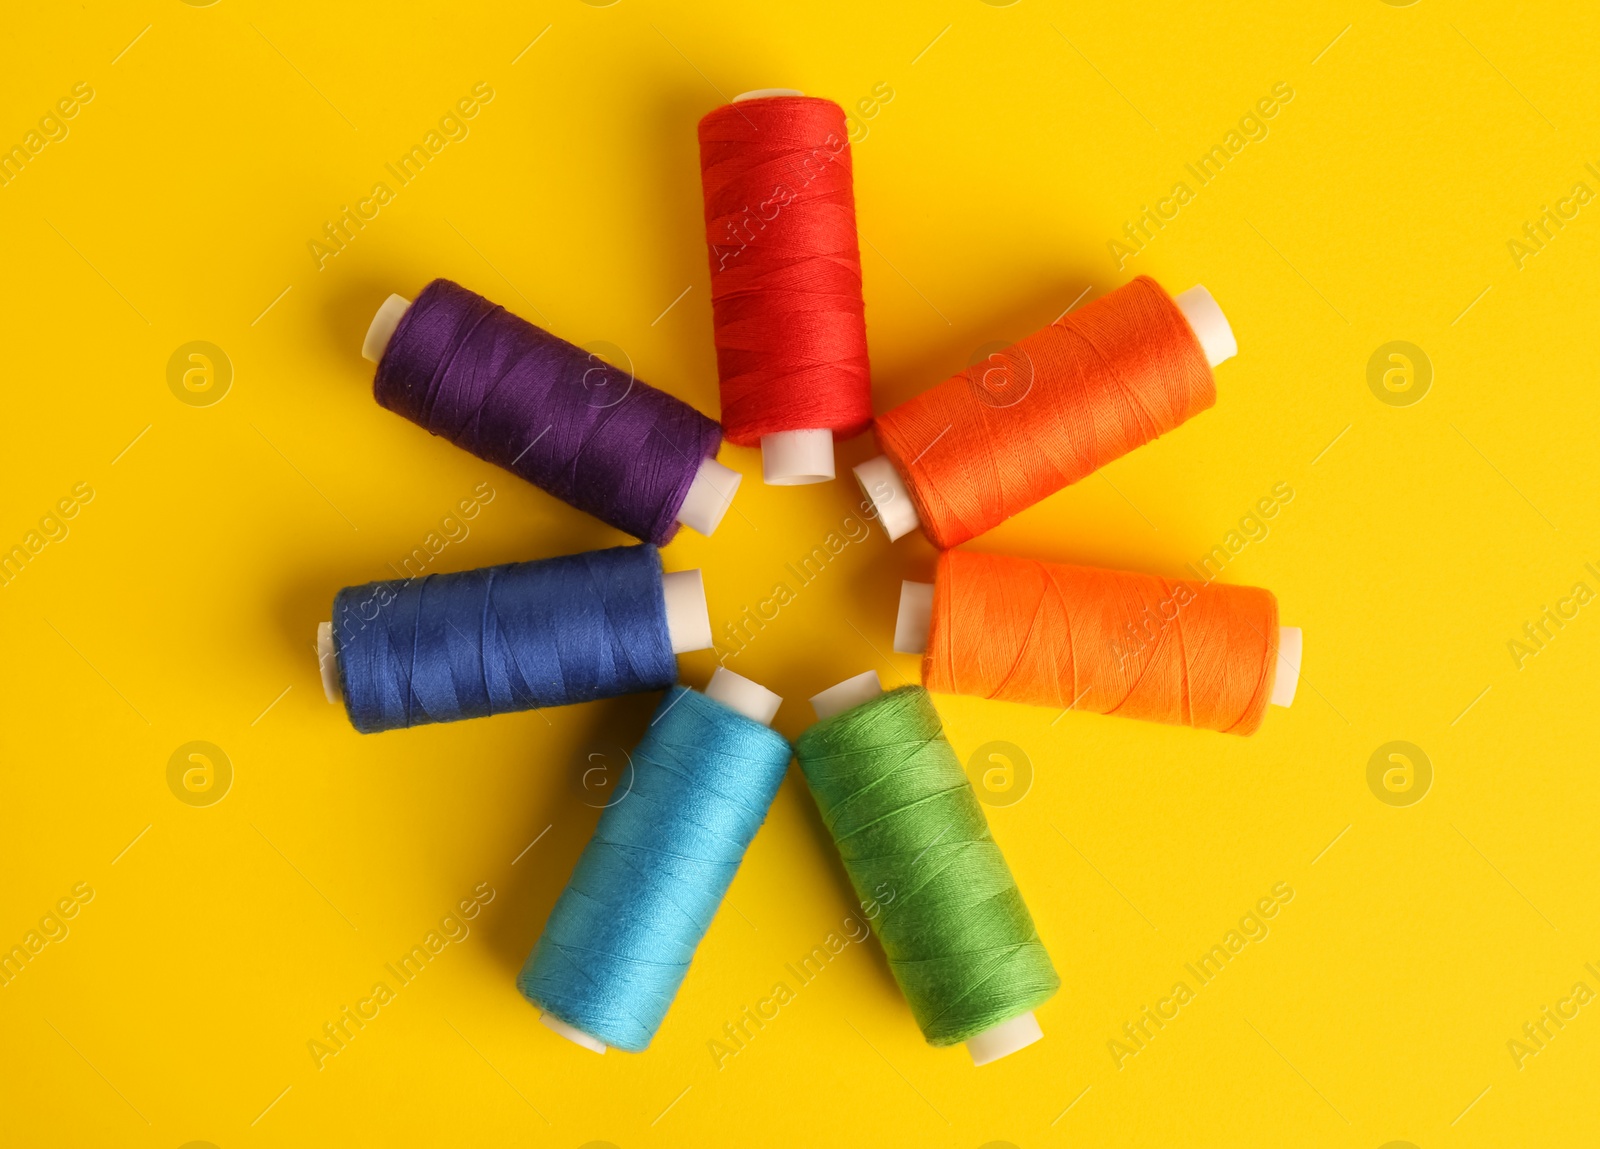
xmin=924 ymin=549 xmax=1280 ymax=735
xmin=876 ymin=277 xmax=1215 ymax=549
xmin=697 ymin=96 xmax=872 ymax=447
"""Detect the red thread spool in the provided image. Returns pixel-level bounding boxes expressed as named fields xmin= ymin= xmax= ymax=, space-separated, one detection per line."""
xmin=698 ymin=91 xmax=872 ymax=485
xmin=855 ymin=278 xmax=1236 ymax=547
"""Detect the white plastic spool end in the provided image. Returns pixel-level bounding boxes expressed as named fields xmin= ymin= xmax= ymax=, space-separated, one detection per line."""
xmin=362 ymin=294 xmax=412 ymax=363
xmin=676 ymin=457 xmax=742 ymax=536
xmin=760 ymin=429 xmax=835 ymax=486
xmin=317 ymin=621 xmax=341 ymax=704
xmin=809 ymin=670 xmax=883 ymax=721
xmin=1272 ymin=626 xmax=1302 ymax=708
xmin=1173 ymin=285 xmax=1236 ymax=368
xmin=894 ymin=581 xmax=934 ymax=655
xmin=733 ymin=88 xmax=804 ymax=102
xmin=539 ymin=1012 xmax=607 ymax=1055
xmin=705 ymin=668 xmax=783 ymax=726
xmin=967 ymin=1011 xmax=1044 ymax=1066
xmin=661 ymin=569 xmax=713 ymax=654
xmin=855 ymin=455 xmax=920 ymax=541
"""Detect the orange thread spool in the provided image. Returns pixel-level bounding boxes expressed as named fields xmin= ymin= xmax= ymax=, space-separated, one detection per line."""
xmin=874 ymin=277 xmax=1216 ymax=548
xmin=923 ymin=550 xmax=1281 ymax=735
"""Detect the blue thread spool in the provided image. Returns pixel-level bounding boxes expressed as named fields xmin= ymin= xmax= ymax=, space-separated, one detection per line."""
xmin=519 ymin=668 xmax=788 ymax=1053
xmin=316 ymin=544 xmax=712 ymax=733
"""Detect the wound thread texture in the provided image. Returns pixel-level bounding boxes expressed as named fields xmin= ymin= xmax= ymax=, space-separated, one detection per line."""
xmin=926 ymin=549 xmax=1280 ymax=736
xmin=518 ymin=687 xmax=793 ymax=1051
xmin=794 ymin=686 xmax=1059 ymax=1046
xmin=375 ymin=279 xmax=723 ymax=545
xmin=332 ymin=544 xmax=675 ymax=734
xmin=698 ymin=96 xmax=872 ymax=445
xmin=876 ymin=277 xmax=1215 ymax=548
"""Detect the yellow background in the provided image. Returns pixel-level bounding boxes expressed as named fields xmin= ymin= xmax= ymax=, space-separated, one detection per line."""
xmin=4 ymin=1 xmax=1599 ymax=1145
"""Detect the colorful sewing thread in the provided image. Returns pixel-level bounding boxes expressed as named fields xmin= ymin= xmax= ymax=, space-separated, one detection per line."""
xmin=518 ymin=685 xmax=792 ymax=1051
xmin=794 ymin=685 xmax=1059 ymax=1047
xmin=924 ymin=549 xmax=1281 ymax=735
xmin=698 ymin=96 xmax=873 ymax=448
xmin=871 ymin=276 xmax=1215 ymax=548
xmin=373 ymin=278 xmax=725 ymax=545
xmin=330 ymin=544 xmax=677 ymax=733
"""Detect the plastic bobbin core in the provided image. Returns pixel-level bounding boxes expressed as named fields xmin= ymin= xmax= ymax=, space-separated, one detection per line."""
xmin=1272 ymin=626 xmax=1303 ymax=708
xmin=661 ymin=569 xmax=713 ymax=654
xmin=855 ymin=456 xmax=919 ymax=541
xmin=893 ymin=581 xmax=934 ymax=655
xmin=760 ymin=428 xmax=835 ymax=486
xmin=540 ymin=1011 xmax=607 ymax=1055
xmin=733 ymin=88 xmax=804 ymax=102
xmin=967 ymin=1011 xmax=1044 ymax=1066
xmin=704 ymin=667 xmax=783 ymax=726
xmin=317 ymin=621 xmax=340 ymax=704
xmin=1173 ymin=285 xmax=1236 ymax=368
xmin=809 ymin=670 xmax=883 ymax=721
xmin=362 ymin=294 xmax=412 ymax=363
xmin=676 ymin=457 xmax=742 ymax=536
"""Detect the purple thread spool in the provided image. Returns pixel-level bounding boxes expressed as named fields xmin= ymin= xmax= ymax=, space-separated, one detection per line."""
xmin=362 ymin=279 xmax=740 ymax=543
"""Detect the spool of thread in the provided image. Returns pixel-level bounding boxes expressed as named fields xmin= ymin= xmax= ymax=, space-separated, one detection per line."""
xmin=895 ymin=550 xmax=1303 ymax=735
xmin=855 ymin=277 xmax=1236 ymax=547
xmin=316 ymin=543 xmax=713 ymax=733
xmin=519 ymin=668 xmax=790 ymax=1053
xmin=698 ymin=90 xmax=872 ymax=486
xmin=796 ymin=671 xmax=1060 ymax=1065
xmin=362 ymin=278 xmax=741 ymax=543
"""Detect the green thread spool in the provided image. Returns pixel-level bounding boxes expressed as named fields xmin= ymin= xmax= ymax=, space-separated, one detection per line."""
xmin=796 ymin=672 xmax=1060 ymax=1064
